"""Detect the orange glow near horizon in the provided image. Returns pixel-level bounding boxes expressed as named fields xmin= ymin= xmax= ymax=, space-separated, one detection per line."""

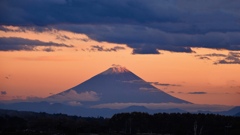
xmin=0 ymin=27 xmax=240 ymax=106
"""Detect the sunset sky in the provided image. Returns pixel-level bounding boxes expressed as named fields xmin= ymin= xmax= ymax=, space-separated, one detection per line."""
xmin=0 ymin=0 xmax=240 ymax=106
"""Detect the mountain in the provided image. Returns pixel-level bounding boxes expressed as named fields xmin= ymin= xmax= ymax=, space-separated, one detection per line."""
xmin=47 ymin=65 xmax=190 ymax=107
xmin=218 ymin=106 xmax=240 ymax=116
xmin=235 ymin=112 xmax=240 ymax=116
xmin=0 ymin=65 xmax=191 ymax=117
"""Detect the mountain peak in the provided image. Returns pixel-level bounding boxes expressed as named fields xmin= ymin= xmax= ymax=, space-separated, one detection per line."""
xmin=102 ymin=65 xmax=130 ymax=74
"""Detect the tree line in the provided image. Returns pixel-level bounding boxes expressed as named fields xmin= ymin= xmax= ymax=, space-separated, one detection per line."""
xmin=0 ymin=109 xmax=240 ymax=135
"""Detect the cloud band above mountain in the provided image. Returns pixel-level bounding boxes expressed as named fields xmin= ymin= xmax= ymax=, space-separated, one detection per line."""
xmin=1 ymin=0 xmax=240 ymax=54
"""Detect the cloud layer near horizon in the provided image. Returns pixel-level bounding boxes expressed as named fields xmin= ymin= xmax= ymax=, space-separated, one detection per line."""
xmin=47 ymin=90 xmax=100 ymax=102
xmin=1 ymin=0 xmax=240 ymax=54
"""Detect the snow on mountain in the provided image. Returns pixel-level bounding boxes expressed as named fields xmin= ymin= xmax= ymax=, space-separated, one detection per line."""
xmin=102 ymin=64 xmax=130 ymax=74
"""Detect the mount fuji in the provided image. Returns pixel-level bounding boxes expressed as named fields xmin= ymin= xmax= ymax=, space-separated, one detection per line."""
xmin=2 ymin=65 xmax=237 ymax=117
xmin=47 ymin=65 xmax=190 ymax=106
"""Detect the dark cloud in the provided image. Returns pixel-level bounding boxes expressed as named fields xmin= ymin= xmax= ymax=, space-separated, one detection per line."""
xmin=196 ymin=52 xmax=240 ymax=64
xmin=42 ymin=47 xmax=55 ymax=52
xmin=188 ymin=92 xmax=207 ymax=94
xmin=214 ymin=52 xmax=240 ymax=64
xmin=168 ymin=91 xmax=175 ymax=94
xmin=198 ymin=56 xmax=211 ymax=60
xmin=90 ymin=45 xmax=125 ymax=52
xmin=150 ymin=82 xmax=182 ymax=87
xmin=55 ymin=33 xmax=90 ymax=42
xmin=196 ymin=53 xmax=227 ymax=58
xmin=56 ymin=35 xmax=71 ymax=41
xmin=1 ymin=0 xmax=240 ymax=53
xmin=4 ymin=75 xmax=11 ymax=79
xmin=132 ymin=47 xmax=160 ymax=54
xmin=1 ymin=91 xmax=7 ymax=95
xmin=0 ymin=37 xmax=73 ymax=51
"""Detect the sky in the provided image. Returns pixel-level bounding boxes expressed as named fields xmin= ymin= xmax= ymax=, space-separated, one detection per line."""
xmin=0 ymin=0 xmax=240 ymax=107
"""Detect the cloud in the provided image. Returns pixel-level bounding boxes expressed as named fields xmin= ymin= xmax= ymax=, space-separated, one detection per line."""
xmin=47 ymin=90 xmax=100 ymax=102
xmin=1 ymin=91 xmax=7 ymax=95
xmin=0 ymin=37 xmax=73 ymax=51
xmin=204 ymin=53 xmax=227 ymax=57
xmin=195 ymin=53 xmax=228 ymax=60
xmin=91 ymin=102 xmax=232 ymax=112
xmin=4 ymin=75 xmax=11 ymax=79
xmin=42 ymin=47 xmax=55 ymax=52
xmin=150 ymin=82 xmax=182 ymax=87
xmin=90 ymin=45 xmax=125 ymax=52
xmin=214 ymin=52 xmax=240 ymax=64
xmin=123 ymin=79 xmax=145 ymax=84
xmin=195 ymin=53 xmax=227 ymax=59
xmin=139 ymin=87 xmax=159 ymax=92
xmin=196 ymin=52 xmax=240 ymax=64
xmin=198 ymin=56 xmax=211 ymax=60
xmin=132 ymin=47 xmax=160 ymax=54
xmin=188 ymin=92 xmax=207 ymax=94
xmin=1 ymin=0 xmax=240 ymax=54
xmin=67 ymin=101 xmax=82 ymax=106
xmin=168 ymin=91 xmax=175 ymax=94
xmin=56 ymin=35 xmax=71 ymax=41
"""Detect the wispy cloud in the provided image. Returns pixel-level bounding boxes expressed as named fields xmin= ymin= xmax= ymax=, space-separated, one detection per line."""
xmin=0 ymin=37 xmax=73 ymax=51
xmin=188 ymin=92 xmax=207 ymax=94
xmin=139 ymin=87 xmax=159 ymax=92
xmin=123 ymin=79 xmax=145 ymax=84
xmin=196 ymin=53 xmax=227 ymax=58
xmin=90 ymin=45 xmax=125 ymax=52
xmin=195 ymin=53 xmax=227 ymax=60
xmin=197 ymin=56 xmax=211 ymax=60
xmin=196 ymin=52 xmax=240 ymax=64
xmin=215 ymin=52 xmax=240 ymax=64
xmin=150 ymin=82 xmax=182 ymax=87
xmin=168 ymin=91 xmax=175 ymax=94
xmin=0 ymin=91 xmax=7 ymax=95
xmin=47 ymin=90 xmax=100 ymax=102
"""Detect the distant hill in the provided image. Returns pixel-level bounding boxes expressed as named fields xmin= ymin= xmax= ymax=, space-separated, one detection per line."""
xmin=218 ymin=106 xmax=240 ymax=116
xmin=235 ymin=112 xmax=240 ymax=116
xmin=0 ymin=102 xmax=187 ymax=117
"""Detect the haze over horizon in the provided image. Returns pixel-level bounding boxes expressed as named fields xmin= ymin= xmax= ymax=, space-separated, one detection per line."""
xmin=0 ymin=0 xmax=240 ymax=108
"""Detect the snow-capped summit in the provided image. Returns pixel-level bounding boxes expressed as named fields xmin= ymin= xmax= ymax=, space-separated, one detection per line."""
xmin=102 ymin=64 xmax=130 ymax=74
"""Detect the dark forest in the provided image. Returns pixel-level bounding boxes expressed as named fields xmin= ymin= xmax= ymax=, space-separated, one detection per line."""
xmin=0 ymin=109 xmax=239 ymax=135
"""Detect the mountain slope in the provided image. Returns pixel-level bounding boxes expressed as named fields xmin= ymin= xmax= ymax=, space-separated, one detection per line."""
xmin=48 ymin=65 xmax=190 ymax=106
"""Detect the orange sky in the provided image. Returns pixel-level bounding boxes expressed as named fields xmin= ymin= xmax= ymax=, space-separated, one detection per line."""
xmin=0 ymin=26 xmax=240 ymax=106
